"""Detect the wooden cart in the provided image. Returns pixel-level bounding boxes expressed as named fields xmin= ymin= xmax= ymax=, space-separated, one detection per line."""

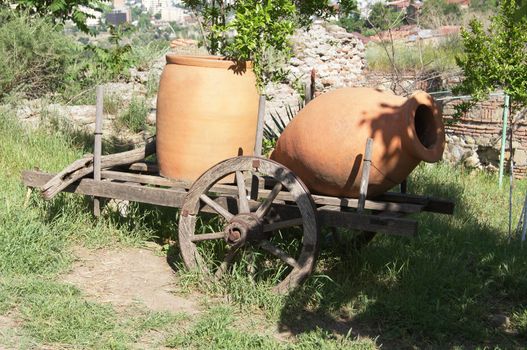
xmin=22 ymin=91 xmax=454 ymax=293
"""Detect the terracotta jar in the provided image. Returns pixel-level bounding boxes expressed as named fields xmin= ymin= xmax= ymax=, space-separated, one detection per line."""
xmin=270 ymin=87 xmax=445 ymax=198
xmin=156 ymin=55 xmax=259 ymax=181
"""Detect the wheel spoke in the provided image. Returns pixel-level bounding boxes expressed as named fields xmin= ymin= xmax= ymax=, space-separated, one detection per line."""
xmin=215 ymin=247 xmax=239 ymax=279
xmin=259 ymin=240 xmax=300 ymax=269
xmin=236 ymin=171 xmax=250 ymax=214
xmin=255 ymin=182 xmax=283 ymax=218
xmin=250 ymin=174 xmax=259 ymax=201
xmin=200 ymin=194 xmax=233 ymax=221
xmin=190 ymin=232 xmax=225 ymax=242
xmin=263 ymin=218 xmax=304 ymax=232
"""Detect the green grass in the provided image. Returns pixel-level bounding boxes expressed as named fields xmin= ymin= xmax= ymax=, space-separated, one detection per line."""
xmin=177 ymin=165 xmax=527 ymax=348
xmin=166 ymin=305 xmax=377 ymax=349
xmin=2 ymin=107 xmax=527 ymax=348
xmin=365 ymin=36 xmax=463 ymax=74
xmin=116 ymin=95 xmax=149 ymax=133
xmin=0 ymin=111 xmax=181 ymax=348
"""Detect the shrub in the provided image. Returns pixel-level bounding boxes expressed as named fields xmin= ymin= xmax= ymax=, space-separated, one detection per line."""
xmin=0 ymin=11 xmax=81 ymax=101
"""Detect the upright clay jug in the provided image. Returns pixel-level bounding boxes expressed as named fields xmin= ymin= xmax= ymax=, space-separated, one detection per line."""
xmin=270 ymin=87 xmax=445 ymax=198
xmin=156 ymin=55 xmax=259 ymax=181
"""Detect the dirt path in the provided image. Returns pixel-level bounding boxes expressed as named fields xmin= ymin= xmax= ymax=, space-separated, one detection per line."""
xmin=63 ymin=246 xmax=200 ymax=315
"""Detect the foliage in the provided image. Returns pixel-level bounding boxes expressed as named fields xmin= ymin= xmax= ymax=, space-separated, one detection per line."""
xmin=263 ymin=102 xmax=302 ymax=143
xmin=420 ymin=0 xmax=462 ymax=28
xmin=453 ymin=0 xmax=527 ymax=119
xmin=0 ymin=10 xmax=80 ymax=100
xmin=367 ymin=2 xmax=405 ymax=31
xmin=515 ymin=0 xmax=527 ymax=20
xmin=1 ymin=0 xmax=107 ymax=34
xmin=222 ymin=0 xmax=297 ymax=88
xmin=0 ymin=8 xmax=167 ymax=103
xmin=338 ymin=0 xmax=359 ymax=17
xmin=339 ymin=13 xmax=368 ymax=33
xmin=181 ymin=0 xmax=346 ymax=89
xmin=85 ymin=25 xmax=135 ymax=81
xmin=469 ymin=0 xmax=498 ymax=12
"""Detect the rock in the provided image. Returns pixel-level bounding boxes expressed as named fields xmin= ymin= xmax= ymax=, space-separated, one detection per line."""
xmin=449 ymin=144 xmax=464 ymax=162
xmin=463 ymin=151 xmax=481 ymax=168
xmin=489 ymin=314 xmax=511 ymax=329
xmin=231 ymin=21 xmax=366 ymax=123
xmin=146 ymin=111 xmax=156 ymax=126
xmin=290 ymin=57 xmax=303 ymax=66
xmin=465 ymin=135 xmax=475 ymax=145
xmin=515 ymin=149 xmax=527 ymax=166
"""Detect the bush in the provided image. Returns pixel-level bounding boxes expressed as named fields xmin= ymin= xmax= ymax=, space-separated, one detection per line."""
xmin=0 ymin=11 xmax=81 ymax=101
xmin=419 ymin=0 xmax=463 ymax=28
xmin=0 ymin=9 xmax=167 ymax=104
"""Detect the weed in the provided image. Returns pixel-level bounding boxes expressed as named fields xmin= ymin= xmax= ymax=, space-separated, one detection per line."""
xmin=145 ymin=71 xmax=161 ymax=97
xmin=116 ymin=96 xmax=149 ymax=133
xmin=104 ymin=92 xmax=124 ymax=115
xmin=511 ymin=307 xmax=527 ymax=338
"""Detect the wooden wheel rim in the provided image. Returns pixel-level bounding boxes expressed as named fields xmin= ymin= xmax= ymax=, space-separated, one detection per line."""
xmin=178 ymin=156 xmax=319 ymax=293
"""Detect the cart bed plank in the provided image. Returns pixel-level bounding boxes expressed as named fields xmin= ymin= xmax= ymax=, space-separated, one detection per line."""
xmin=318 ymin=206 xmax=417 ymax=237
xmin=375 ymin=192 xmax=454 ymax=214
xmin=100 ymin=170 xmax=426 ymax=214
xmin=23 ymin=171 xmax=186 ymax=208
xmin=23 ymin=170 xmax=419 ymax=236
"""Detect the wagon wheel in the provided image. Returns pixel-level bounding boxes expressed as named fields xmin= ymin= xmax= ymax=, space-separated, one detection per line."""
xmin=178 ymin=156 xmax=319 ymax=293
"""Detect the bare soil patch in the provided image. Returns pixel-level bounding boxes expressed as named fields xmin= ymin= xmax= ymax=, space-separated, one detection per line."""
xmin=0 ymin=314 xmax=25 ymax=350
xmin=63 ymin=246 xmax=200 ymax=315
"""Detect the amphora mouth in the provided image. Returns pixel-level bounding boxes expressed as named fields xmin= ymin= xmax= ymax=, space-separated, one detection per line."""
xmin=404 ymin=91 xmax=445 ymax=163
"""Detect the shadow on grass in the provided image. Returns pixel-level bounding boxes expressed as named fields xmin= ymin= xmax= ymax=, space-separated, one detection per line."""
xmin=278 ymin=175 xmax=527 ymax=349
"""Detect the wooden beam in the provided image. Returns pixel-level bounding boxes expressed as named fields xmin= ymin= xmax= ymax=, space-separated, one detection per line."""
xmin=123 ymin=162 xmax=159 ymax=174
xmin=23 ymin=171 xmax=185 ymax=208
xmin=319 ymin=206 xmax=417 ymax=237
xmin=24 ymin=170 xmax=419 ymax=236
xmin=374 ymin=192 xmax=455 ymax=215
xmin=36 ymin=169 xmax=425 ymax=214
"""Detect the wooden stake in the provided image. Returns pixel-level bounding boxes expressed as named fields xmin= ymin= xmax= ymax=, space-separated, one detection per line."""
xmin=254 ymin=95 xmax=266 ymax=157
xmin=358 ymin=138 xmax=373 ymax=213
xmin=93 ymin=85 xmax=103 ymax=217
xmin=522 ymin=192 xmax=527 ymax=242
xmin=304 ymin=82 xmax=312 ymax=105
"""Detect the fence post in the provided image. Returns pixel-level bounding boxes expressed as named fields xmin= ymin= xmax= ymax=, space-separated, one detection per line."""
xmin=93 ymin=86 xmax=104 ymax=217
xmin=499 ymin=94 xmax=510 ymax=188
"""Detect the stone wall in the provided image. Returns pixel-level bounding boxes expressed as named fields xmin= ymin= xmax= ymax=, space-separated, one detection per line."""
xmin=264 ymin=21 xmax=366 ymax=120
xmin=439 ymin=95 xmax=527 ymax=177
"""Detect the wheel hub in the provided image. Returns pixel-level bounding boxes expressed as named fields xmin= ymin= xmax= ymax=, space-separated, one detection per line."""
xmin=224 ymin=213 xmax=264 ymax=246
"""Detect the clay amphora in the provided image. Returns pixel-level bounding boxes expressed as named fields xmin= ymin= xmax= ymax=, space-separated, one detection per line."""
xmin=156 ymin=55 xmax=259 ymax=181
xmin=270 ymin=87 xmax=445 ymax=198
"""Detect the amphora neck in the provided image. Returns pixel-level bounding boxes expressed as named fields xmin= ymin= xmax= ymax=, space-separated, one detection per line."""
xmin=401 ymin=91 xmax=445 ymax=163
